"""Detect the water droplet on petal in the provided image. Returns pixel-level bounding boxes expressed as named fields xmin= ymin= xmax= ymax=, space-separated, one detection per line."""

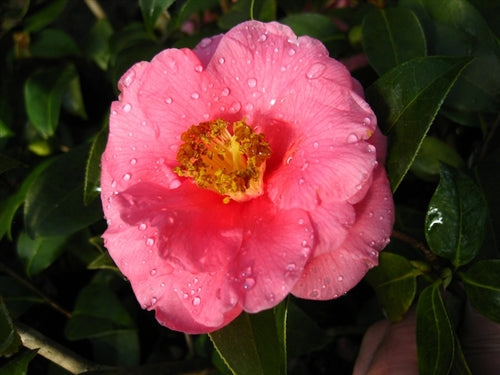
xmin=306 ymin=63 xmax=326 ymax=80
xmin=266 ymin=293 xmax=275 ymax=302
xmin=347 ymin=133 xmax=358 ymax=143
xmin=258 ymin=34 xmax=267 ymax=42
xmin=298 ymin=178 xmax=305 ymax=185
xmin=123 ymin=103 xmax=132 ymax=112
xmin=192 ymin=296 xmax=201 ymax=306
xmin=123 ymin=173 xmax=131 ymax=181
xmin=169 ymin=179 xmax=181 ymax=189
xmin=298 ymin=218 xmax=305 ymax=225
xmin=150 ymin=269 xmax=157 ymax=276
xmin=288 ymin=48 xmax=296 ymax=56
xmin=286 ymin=156 xmax=293 ymax=165
xmin=221 ymin=87 xmax=230 ymax=96
xmin=367 ymin=144 xmax=376 ymax=153
xmin=269 ymin=98 xmax=276 ymax=106
xmin=199 ymin=38 xmax=212 ymax=48
xmin=229 ymin=101 xmax=241 ymax=113
xmin=151 ymin=297 xmax=157 ymax=305
xmin=165 ymin=97 xmax=173 ymax=104
xmin=122 ymin=69 xmax=135 ymax=87
xmin=337 ymin=275 xmax=344 ymax=281
xmin=286 ymin=263 xmax=296 ymax=272
xmin=218 ymin=57 xmax=225 ymax=64
xmin=146 ymin=238 xmax=155 ymax=246
xmin=313 ymin=141 xmax=319 ymax=149
xmin=130 ymin=158 xmax=137 ymax=165
xmin=309 ymin=289 xmax=319 ymax=298
xmin=191 ymin=92 xmax=199 ymax=100
xmin=363 ymin=117 xmax=372 ymax=126
xmin=138 ymin=223 xmax=147 ymax=231
xmin=243 ymin=278 xmax=255 ymax=290
xmin=247 ymin=78 xmax=257 ymax=88
xmin=194 ymin=65 xmax=203 ymax=73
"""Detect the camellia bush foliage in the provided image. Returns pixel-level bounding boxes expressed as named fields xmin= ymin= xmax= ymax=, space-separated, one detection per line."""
xmin=0 ymin=0 xmax=499 ymax=374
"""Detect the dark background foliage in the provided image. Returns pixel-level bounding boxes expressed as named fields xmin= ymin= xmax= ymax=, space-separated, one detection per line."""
xmin=0 ymin=0 xmax=499 ymax=374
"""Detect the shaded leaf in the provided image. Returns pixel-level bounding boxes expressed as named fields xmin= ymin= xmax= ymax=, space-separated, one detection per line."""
xmin=87 ymin=252 xmax=118 ymax=272
xmin=0 ymin=297 xmax=21 ymax=356
xmin=366 ymin=252 xmax=423 ymax=321
xmin=210 ymin=303 xmax=287 ymax=375
xmin=218 ymin=0 xmax=276 ymax=30
xmin=16 ymin=231 xmax=68 ymax=277
xmin=24 ymin=143 xmax=103 ymax=238
xmin=0 ymin=0 xmax=30 ymax=33
xmin=139 ymin=0 xmax=174 ymax=34
xmin=0 ymin=153 xmax=22 ymax=175
xmin=416 ymin=283 xmax=455 ymax=375
xmin=0 ymin=349 xmax=38 ymax=375
xmin=24 ymin=0 xmax=66 ymax=33
xmin=281 ymin=13 xmax=342 ymax=43
xmin=87 ymin=18 xmax=113 ymax=70
xmin=366 ymin=56 xmax=472 ymax=191
xmin=62 ymin=73 xmax=88 ymax=119
xmin=84 ymin=123 xmax=108 ymax=205
xmin=425 ymin=164 xmax=487 ymax=267
xmin=460 ymin=260 xmax=500 ymax=323
xmin=30 ymin=28 xmax=79 ymax=58
xmin=362 ymin=7 xmax=427 ymax=75
xmin=174 ymin=0 xmax=219 ymax=29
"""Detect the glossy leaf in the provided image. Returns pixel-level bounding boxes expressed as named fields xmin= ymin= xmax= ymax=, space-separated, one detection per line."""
xmin=366 ymin=56 xmax=472 ymax=191
xmin=139 ymin=0 xmax=175 ymax=34
xmin=0 ymin=297 xmax=21 ymax=356
xmin=425 ymin=164 xmax=487 ymax=267
xmin=24 ymin=64 xmax=78 ymax=138
xmin=362 ymin=7 xmax=427 ymax=75
xmin=0 ymin=349 xmax=38 ymax=375
xmin=23 ymin=0 xmax=66 ymax=32
xmin=30 ymin=28 xmax=79 ymax=58
xmin=460 ymin=260 xmax=500 ymax=323
xmin=366 ymin=252 xmax=423 ymax=321
xmin=209 ymin=303 xmax=287 ymax=375
xmin=16 ymin=232 xmax=68 ymax=277
xmin=24 ymin=143 xmax=103 ymax=238
xmin=281 ymin=13 xmax=342 ymax=43
xmin=84 ymin=123 xmax=108 ymax=205
xmin=87 ymin=19 xmax=113 ymax=70
xmin=416 ymin=283 xmax=455 ymax=375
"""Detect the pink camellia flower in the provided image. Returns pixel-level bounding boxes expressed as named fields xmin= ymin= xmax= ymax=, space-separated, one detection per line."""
xmin=101 ymin=20 xmax=394 ymax=334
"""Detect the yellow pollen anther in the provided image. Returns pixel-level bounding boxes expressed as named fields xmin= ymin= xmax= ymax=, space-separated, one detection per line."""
xmin=174 ymin=119 xmax=272 ymax=202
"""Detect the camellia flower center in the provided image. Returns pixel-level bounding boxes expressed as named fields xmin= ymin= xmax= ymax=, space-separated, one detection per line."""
xmin=174 ymin=119 xmax=272 ymax=203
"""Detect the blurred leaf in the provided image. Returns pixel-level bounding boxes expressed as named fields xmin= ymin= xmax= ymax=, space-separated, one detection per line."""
xmin=139 ymin=0 xmax=174 ymax=34
xmin=24 ymin=0 xmax=67 ymax=33
xmin=416 ymin=283 xmax=455 ymax=375
xmin=24 ymin=143 xmax=103 ymax=238
xmin=280 ymin=13 xmax=342 ymax=43
xmin=468 ymin=0 xmax=500 ymax=37
xmin=91 ymin=330 xmax=140 ymax=366
xmin=210 ymin=303 xmax=287 ymax=375
xmin=16 ymin=231 xmax=68 ymax=277
xmin=62 ymin=74 xmax=87 ymax=119
xmin=24 ymin=64 xmax=78 ymax=138
xmin=27 ymin=139 xmax=52 ymax=156
xmin=0 ymin=159 xmax=52 ymax=241
xmin=0 ymin=153 xmax=22 ymax=175
xmin=29 ymin=28 xmax=79 ymax=58
xmin=366 ymin=252 xmax=423 ymax=321
xmin=0 ymin=276 xmax=43 ymax=318
xmin=451 ymin=335 xmax=472 ymax=375
xmin=425 ymin=164 xmax=487 ymax=268
xmin=0 ymin=0 xmax=30 ymax=33
xmin=0 ymin=349 xmax=37 ymax=375
xmin=218 ymin=0 xmax=276 ymax=30
xmin=366 ymin=56 xmax=472 ymax=191
xmin=84 ymin=123 xmax=108 ymax=205
xmin=0 ymin=120 xmax=14 ymax=139
xmin=174 ymin=0 xmax=219 ymax=29
xmin=0 ymin=297 xmax=21 ymax=356
xmin=87 ymin=18 xmax=113 ymax=70
xmin=87 ymin=252 xmax=118 ymax=272
xmin=460 ymin=260 xmax=500 ymax=323
xmin=401 ymin=0 xmax=500 ymax=113
xmin=411 ymin=136 xmax=464 ymax=180
xmin=362 ymin=7 xmax=427 ymax=75
xmin=65 ymin=283 xmax=135 ymax=340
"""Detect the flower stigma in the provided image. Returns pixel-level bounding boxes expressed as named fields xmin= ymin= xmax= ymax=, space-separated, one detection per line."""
xmin=174 ymin=119 xmax=272 ymax=203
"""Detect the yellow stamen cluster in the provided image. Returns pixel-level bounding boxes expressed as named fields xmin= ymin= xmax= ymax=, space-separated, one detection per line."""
xmin=174 ymin=119 xmax=272 ymax=203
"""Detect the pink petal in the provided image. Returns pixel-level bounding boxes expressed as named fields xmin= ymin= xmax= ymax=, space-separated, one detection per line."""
xmin=292 ymin=166 xmax=394 ymax=299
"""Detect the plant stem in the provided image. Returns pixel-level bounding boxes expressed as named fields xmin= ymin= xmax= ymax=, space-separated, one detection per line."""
xmin=391 ymin=230 xmax=438 ymax=264
xmin=84 ymin=0 xmax=107 ymax=20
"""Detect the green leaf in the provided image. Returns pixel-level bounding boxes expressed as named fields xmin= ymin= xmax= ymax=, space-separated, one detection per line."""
xmin=16 ymin=232 xmax=68 ymax=277
xmin=0 ymin=297 xmax=21 ymax=356
xmin=174 ymin=0 xmax=219 ymax=29
xmin=87 ymin=252 xmax=118 ymax=272
xmin=366 ymin=56 xmax=472 ymax=191
xmin=425 ymin=164 xmax=487 ymax=267
xmin=62 ymin=74 xmax=87 ymax=119
xmin=0 ymin=276 xmax=43 ymax=318
xmin=24 ymin=64 xmax=78 ymax=138
xmin=460 ymin=260 xmax=500 ymax=323
xmin=29 ymin=28 xmax=80 ymax=58
xmin=0 ymin=159 xmax=52 ymax=241
xmin=365 ymin=252 xmax=423 ymax=321
xmin=24 ymin=0 xmax=67 ymax=33
xmin=65 ymin=283 xmax=135 ymax=340
xmin=84 ymin=123 xmax=108 ymax=205
xmin=87 ymin=19 xmax=113 ymax=70
xmin=0 ymin=153 xmax=22 ymax=175
xmin=411 ymin=136 xmax=465 ymax=180
xmin=280 ymin=13 xmax=342 ymax=43
xmin=362 ymin=7 xmax=427 ymax=75
xmin=24 ymin=143 xmax=103 ymax=238
xmin=0 ymin=0 xmax=30 ymax=33
xmin=416 ymin=283 xmax=455 ymax=375
xmin=0 ymin=349 xmax=38 ymax=375
xmin=218 ymin=0 xmax=276 ymax=30
xmin=209 ymin=303 xmax=287 ymax=375
xmin=139 ymin=0 xmax=175 ymax=34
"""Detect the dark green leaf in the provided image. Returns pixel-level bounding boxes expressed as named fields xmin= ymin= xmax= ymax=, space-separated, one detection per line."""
xmin=451 ymin=335 xmax=472 ymax=375
xmin=0 ymin=276 xmax=43 ymax=318
xmin=84 ymin=123 xmax=108 ymax=205
xmin=460 ymin=260 xmax=500 ymax=323
xmin=87 ymin=252 xmax=118 ymax=272
xmin=24 ymin=64 xmax=78 ymax=138
xmin=366 ymin=56 xmax=472 ymax=191
xmin=0 ymin=120 xmax=14 ymax=139
xmin=280 ymin=13 xmax=342 ymax=43
xmin=209 ymin=303 xmax=287 ymax=375
xmin=16 ymin=232 xmax=68 ymax=277
xmin=65 ymin=283 xmax=135 ymax=340
xmin=0 ymin=0 xmax=30 ymax=33
xmin=87 ymin=19 xmax=113 ymax=70
xmin=24 ymin=143 xmax=103 ymax=238
xmin=416 ymin=283 xmax=455 ymax=375
xmin=425 ymin=164 xmax=487 ymax=267
xmin=0 ymin=349 xmax=38 ymax=375
xmin=24 ymin=0 xmax=67 ymax=32
xmin=366 ymin=252 xmax=423 ymax=321
xmin=29 ymin=28 xmax=79 ymax=58
xmin=0 ymin=153 xmax=22 ymax=175
xmin=218 ymin=0 xmax=276 ymax=30
xmin=91 ymin=330 xmax=140 ymax=366
xmin=0 ymin=159 xmax=52 ymax=241
xmin=362 ymin=7 xmax=427 ymax=75
xmin=62 ymin=74 xmax=87 ymax=119
xmin=411 ymin=136 xmax=464 ymax=180
xmin=0 ymin=297 xmax=21 ymax=356
xmin=139 ymin=0 xmax=174 ymax=34
xmin=174 ymin=0 xmax=219 ymax=29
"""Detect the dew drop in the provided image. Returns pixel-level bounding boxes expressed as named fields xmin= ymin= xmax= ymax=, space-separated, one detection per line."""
xmin=123 ymin=173 xmax=131 ymax=181
xmin=347 ymin=133 xmax=358 ymax=143
xmin=266 ymin=293 xmax=275 ymax=302
xmin=221 ymin=87 xmax=230 ymax=96
xmin=309 ymin=289 xmax=319 ymax=298
xmin=165 ymin=97 xmax=173 ymax=104
xmin=182 ymin=293 xmax=189 ymax=299
xmin=301 ymin=162 xmax=309 ymax=171
xmin=337 ymin=275 xmax=344 ymax=281
xmin=286 ymin=263 xmax=296 ymax=272
xmin=258 ymin=34 xmax=267 ymax=42
xmin=160 ymin=282 xmax=165 ymax=287
xmin=242 ymin=278 xmax=255 ymax=290
xmin=169 ymin=179 xmax=181 ymax=189
xmin=298 ymin=218 xmax=305 ymax=225
xmin=151 ymin=297 xmax=157 ymax=305
xmin=298 ymin=178 xmax=305 ymax=185
xmin=150 ymin=269 xmax=157 ymax=276
xmin=367 ymin=144 xmax=376 ymax=153
xmin=192 ymin=296 xmax=201 ymax=306
xmin=363 ymin=117 xmax=372 ymax=126
xmin=286 ymin=156 xmax=293 ymax=165
xmin=199 ymin=38 xmax=212 ymax=48
xmin=288 ymin=48 xmax=296 ymax=56
xmin=306 ymin=63 xmax=326 ymax=80
xmin=313 ymin=141 xmax=319 ymax=149
xmin=138 ymin=223 xmax=147 ymax=231
xmin=218 ymin=57 xmax=225 ymax=64
xmin=130 ymin=158 xmax=137 ymax=165
xmin=269 ymin=98 xmax=276 ymax=106
xmin=194 ymin=65 xmax=203 ymax=73
xmin=146 ymin=238 xmax=155 ymax=246
xmin=247 ymin=78 xmax=257 ymax=88
xmin=191 ymin=92 xmax=199 ymax=100
xmin=111 ymin=180 xmax=117 ymax=188
xmin=122 ymin=69 xmax=135 ymax=87
xmin=123 ymin=103 xmax=132 ymax=112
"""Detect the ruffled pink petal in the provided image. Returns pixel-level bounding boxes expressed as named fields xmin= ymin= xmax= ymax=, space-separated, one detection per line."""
xmin=292 ymin=166 xmax=394 ymax=299
xmin=229 ymin=199 xmax=315 ymax=312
